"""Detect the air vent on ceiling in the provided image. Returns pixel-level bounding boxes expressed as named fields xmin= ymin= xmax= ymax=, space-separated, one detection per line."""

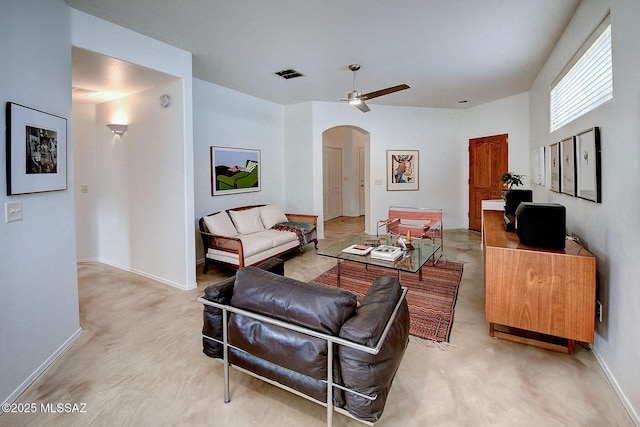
xmin=274 ymin=69 xmax=304 ymax=79
xmin=72 ymin=86 xmax=98 ymax=97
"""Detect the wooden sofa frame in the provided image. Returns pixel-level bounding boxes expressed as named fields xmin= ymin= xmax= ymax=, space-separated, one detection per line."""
xmin=199 ymin=205 xmax=318 ymax=272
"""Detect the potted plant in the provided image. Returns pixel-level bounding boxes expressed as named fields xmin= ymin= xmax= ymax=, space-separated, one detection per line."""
xmin=497 ymin=172 xmax=524 ymax=197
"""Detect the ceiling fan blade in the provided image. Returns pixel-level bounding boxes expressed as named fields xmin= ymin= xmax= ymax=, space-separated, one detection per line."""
xmin=361 ymin=84 xmax=410 ymax=101
xmin=354 ymin=101 xmax=370 ymax=113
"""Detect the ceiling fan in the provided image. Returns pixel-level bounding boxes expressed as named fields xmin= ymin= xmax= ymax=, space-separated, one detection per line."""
xmin=343 ymin=64 xmax=410 ymax=112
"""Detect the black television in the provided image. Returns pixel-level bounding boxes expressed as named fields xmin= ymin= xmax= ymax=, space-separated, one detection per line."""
xmin=503 ymin=189 xmax=533 ymax=231
xmin=515 ymin=202 xmax=566 ymax=249
xmin=504 ymin=189 xmax=533 ymax=216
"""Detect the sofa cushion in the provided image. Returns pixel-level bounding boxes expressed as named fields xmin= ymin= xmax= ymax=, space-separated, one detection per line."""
xmin=203 ymin=211 xmax=237 ymax=237
xmin=237 ymin=234 xmax=274 ymax=257
xmin=232 ymin=267 xmax=357 ymax=335
xmin=257 ymin=229 xmax=298 ymax=246
xmin=229 ymin=267 xmax=357 ymax=385
xmin=259 ymin=204 xmax=289 ymax=229
xmin=229 ymin=207 xmax=265 ymax=234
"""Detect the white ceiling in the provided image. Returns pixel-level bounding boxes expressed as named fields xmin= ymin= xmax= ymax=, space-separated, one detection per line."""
xmin=72 ymin=47 xmax=178 ymax=104
xmin=67 ymin=0 xmax=580 ymax=109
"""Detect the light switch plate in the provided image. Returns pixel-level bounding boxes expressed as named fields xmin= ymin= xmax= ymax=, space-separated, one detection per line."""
xmin=5 ymin=201 xmax=23 ymax=223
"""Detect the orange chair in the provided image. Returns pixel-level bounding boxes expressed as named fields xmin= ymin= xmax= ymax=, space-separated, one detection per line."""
xmin=377 ymin=207 xmax=443 ymax=259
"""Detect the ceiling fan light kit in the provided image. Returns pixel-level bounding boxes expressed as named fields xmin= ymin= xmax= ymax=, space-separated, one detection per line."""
xmin=343 ymin=64 xmax=409 ymax=113
xmin=348 ymin=91 xmax=362 ymax=105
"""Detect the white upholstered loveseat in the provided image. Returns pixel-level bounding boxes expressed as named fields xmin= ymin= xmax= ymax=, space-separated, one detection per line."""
xmin=199 ymin=204 xmax=318 ymax=272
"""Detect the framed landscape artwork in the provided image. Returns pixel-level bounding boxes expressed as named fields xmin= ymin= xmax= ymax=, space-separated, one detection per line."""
xmin=210 ymin=146 xmax=261 ymax=196
xmin=549 ymin=142 xmax=561 ymax=193
xmin=6 ymin=102 xmax=67 ymax=195
xmin=575 ymin=127 xmax=601 ymax=203
xmin=561 ymin=136 xmax=576 ymax=197
xmin=387 ymin=150 xmax=419 ymax=191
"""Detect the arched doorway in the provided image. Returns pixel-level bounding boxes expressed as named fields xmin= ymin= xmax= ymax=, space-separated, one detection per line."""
xmin=322 ymin=126 xmax=370 ymax=233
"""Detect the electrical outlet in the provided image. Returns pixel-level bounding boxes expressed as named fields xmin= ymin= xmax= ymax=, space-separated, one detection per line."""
xmin=5 ymin=201 xmax=23 ymax=223
xmin=596 ymin=300 xmax=603 ymax=323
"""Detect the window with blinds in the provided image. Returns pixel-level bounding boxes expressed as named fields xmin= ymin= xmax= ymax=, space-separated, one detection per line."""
xmin=550 ymin=21 xmax=612 ymax=132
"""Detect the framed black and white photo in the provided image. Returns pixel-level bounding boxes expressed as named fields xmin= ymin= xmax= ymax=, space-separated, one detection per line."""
xmin=575 ymin=127 xmax=601 ymax=203
xmin=6 ymin=102 xmax=67 ymax=195
xmin=561 ymin=136 xmax=576 ymax=197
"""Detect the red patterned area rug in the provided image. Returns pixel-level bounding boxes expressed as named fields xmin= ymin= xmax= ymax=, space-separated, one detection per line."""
xmin=309 ymin=260 xmax=463 ymax=343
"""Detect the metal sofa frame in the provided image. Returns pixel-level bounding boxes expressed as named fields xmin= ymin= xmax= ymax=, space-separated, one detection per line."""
xmin=198 ymin=286 xmax=408 ymax=427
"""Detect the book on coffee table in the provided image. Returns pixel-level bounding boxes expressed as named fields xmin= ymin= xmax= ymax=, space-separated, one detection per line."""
xmin=370 ymin=245 xmax=403 ymax=261
xmin=341 ymin=244 xmax=373 ymax=255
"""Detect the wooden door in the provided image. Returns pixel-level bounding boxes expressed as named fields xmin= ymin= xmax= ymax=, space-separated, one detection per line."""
xmin=323 ymin=147 xmax=343 ymax=221
xmin=468 ymin=134 xmax=508 ymax=231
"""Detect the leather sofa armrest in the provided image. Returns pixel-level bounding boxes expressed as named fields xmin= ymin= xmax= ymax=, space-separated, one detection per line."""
xmin=338 ymin=276 xmax=410 ymax=422
xmin=201 ymin=258 xmax=285 ymax=358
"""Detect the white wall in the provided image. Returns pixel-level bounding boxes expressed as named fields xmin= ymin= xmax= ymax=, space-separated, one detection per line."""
xmin=0 ymin=0 xmax=81 ymax=408
xmin=286 ymin=102 xmax=467 ymax=235
xmin=284 ymin=103 xmax=315 ymax=216
xmin=73 ymin=103 xmax=98 ymax=261
xmin=193 ymin=79 xmax=285 ymax=261
xmin=464 ymin=92 xmax=531 ymax=186
xmin=71 ymin=9 xmax=196 ymax=290
xmin=92 ymin=81 xmax=188 ymax=288
xmin=529 ymin=0 xmax=640 ymax=422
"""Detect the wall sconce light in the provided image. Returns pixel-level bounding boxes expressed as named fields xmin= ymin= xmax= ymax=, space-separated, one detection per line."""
xmin=106 ymin=124 xmax=128 ymax=136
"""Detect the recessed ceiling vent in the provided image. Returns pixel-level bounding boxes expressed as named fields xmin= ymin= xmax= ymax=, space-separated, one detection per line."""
xmin=274 ymin=69 xmax=304 ymax=79
xmin=72 ymin=86 xmax=98 ymax=97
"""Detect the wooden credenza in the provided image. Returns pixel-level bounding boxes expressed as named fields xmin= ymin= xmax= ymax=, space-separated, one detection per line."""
xmin=483 ymin=210 xmax=596 ymax=353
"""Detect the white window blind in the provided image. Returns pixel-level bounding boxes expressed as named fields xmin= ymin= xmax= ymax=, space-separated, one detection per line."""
xmin=550 ymin=23 xmax=612 ymax=132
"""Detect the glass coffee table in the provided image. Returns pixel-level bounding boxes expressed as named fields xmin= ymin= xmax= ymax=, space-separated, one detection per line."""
xmin=317 ymin=234 xmax=442 ymax=283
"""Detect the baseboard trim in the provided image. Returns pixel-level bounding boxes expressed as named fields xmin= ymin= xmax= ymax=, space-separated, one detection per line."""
xmin=1 ymin=327 xmax=83 ymax=412
xmin=97 ymin=259 xmax=195 ymax=291
xmin=592 ymin=348 xmax=640 ymax=426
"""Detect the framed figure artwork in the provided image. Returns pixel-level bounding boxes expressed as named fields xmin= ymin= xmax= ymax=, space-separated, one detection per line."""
xmin=561 ymin=136 xmax=576 ymax=197
xmin=210 ymin=146 xmax=261 ymax=196
xmin=6 ymin=102 xmax=67 ymax=195
xmin=387 ymin=150 xmax=419 ymax=191
xmin=575 ymin=127 xmax=601 ymax=203
xmin=549 ymin=142 xmax=561 ymax=193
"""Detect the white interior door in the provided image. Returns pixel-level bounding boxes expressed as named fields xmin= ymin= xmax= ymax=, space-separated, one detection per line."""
xmin=323 ymin=147 xmax=343 ymax=220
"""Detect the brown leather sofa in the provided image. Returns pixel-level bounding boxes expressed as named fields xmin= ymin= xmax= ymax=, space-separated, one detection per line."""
xmin=200 ymin=258 xmax=410 ymax=425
